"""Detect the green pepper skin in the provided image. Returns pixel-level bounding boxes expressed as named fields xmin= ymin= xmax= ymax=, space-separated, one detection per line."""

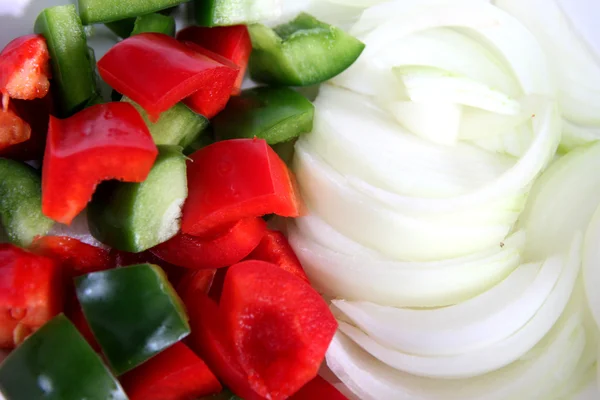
xmin=194 ymin=0 xmax=281 ymax=27
xmin=213 ymin=87 xmax=314 ymax=145
xmin=131 ymin=13 xmax=176 ymax=37
xmin=35 ymin=5 xmax=97 ymax=117
xmin=75 ymin=264 xmax=190 ymax=375
xmin=105 ymin=18 xmax=136 ymax=38
xmin=0 ymin=159 xmax=53 ymax=246
xmin=0 ymin=315 xmax=127 ymax=400
xmin=249 ymin=13 xmax=365 ymax=86
xmin=88 ymin=145 xmax=188 ymax=253
xmin=78 ymin=0 xmax=188 ymax=25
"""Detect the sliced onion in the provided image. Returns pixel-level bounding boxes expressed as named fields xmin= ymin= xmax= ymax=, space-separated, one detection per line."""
xmin=48 ymin=210 xmax=108 ymax=249
xmin=583 ymin=203 xmax=600 ymax=331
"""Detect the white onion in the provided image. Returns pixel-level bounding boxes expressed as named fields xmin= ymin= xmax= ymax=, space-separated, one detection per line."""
xmin=583 ymin=204 xmax=600 ymax=331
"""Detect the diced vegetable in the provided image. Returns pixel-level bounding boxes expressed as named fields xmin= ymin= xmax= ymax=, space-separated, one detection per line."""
xmin=111 ymin=249 xmax=187 ymax=288
xmin=0 ymin=106 xmax=30 ymax=152
xmin=0 ymin=315 xmax=127 ymax=400
xmin=193 ymin=0 xmax=282 ymax=27
xmin=0 ymin=159 xmax=53 ymax=246
xmin=289 ymin=376 xmax=348 ymax=400
xmin=121 ymin=342 xmax=222 ymax=400
xmin=0 ymin=245 xmax=63 ymax=349
xmin=248 ymin=13 xmax=365 ymax=86
xmin=220 ymin=260 xmax=337 ymax=399
xmin=177 ymin=25 xmax=252 ymax=94
xmin=184 ymin=133 xmax=215 ymax=156
xmin=0 ymin=34 xmax=50 ymax=100
xmin=246 ymin=229 xmax=309 ymax=283
xmin=98 ymin=33 xmax=238 ymax=121
xmin=78 ymin=0 xmax=188 ymax=25
xmin=200 ymin=389 xmax=243 ymax=400
xmin=41 ymin=102 xmax=158 ymax=225
xmin=87 ymin=145 xmax=188 ymax=253
xmin=181 ymin=139 xmax=303 ymax=236
xmin=131 ymin=13 xmax=176 ymax=37
xmin=69 ymin=303 xmax=101 ymax=351
xmin=177 ymin=269 xmax=217 ymax=302
xmin=151 ymin=217 xmax=267 ymax=269
xmin=271 ymin=139 xmax=296 ymax=166
xmin=75 ymin=264 xmax=190 ymax=375
xmin=105 ymin=18 xmax=136 ymax=38
xmin=122 ymin=96 xmax=209 ymax=146
xmin=34 ymin=5 xmax=96 ymax=116
xmin=213 ymin=87 xmax=314 ymax=144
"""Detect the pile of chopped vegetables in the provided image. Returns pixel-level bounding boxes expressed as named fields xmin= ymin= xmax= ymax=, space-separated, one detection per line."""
xmin=0 ymin=0 xmax=599 ymax=399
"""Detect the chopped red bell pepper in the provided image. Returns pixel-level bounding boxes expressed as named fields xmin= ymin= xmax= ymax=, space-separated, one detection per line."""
xmin=220 ymin=260 xmax=337 ymax=400
xmin=289 ymin=376 xmax=348 ymax=400
xmin=41 ymin=102 xmax=158 ymax=225
xmin=112 ymin=250 xmax=188 ymax=288
xmin=177 ymin=25 xmax=251 ymax=95
xmin=151 ymin=217 xmax=267 ymax=270
xmin=177 ymin=269 xmax=216 ymax=304
xmin=246 ymin=230 xmax=309 ymax=283
xmin=186 ymin=293 xmax=265 ymax=400
xmin=97 ymin=33 xmax=238 ymax=121
xmin=120 ymin=342 xmax=222 ymax=400
xmin=181 ymin=139 xmax=303 ymax=236
xmin=180 ymin=42 xmax=239 ymax=119
xmin=208 ymin=266 xmax=228 ymax=303
xmin=0 ymin=34 xmax=51 ymax=101
xmin=0 ymin=104 xmax=31 ymax=152
xmin=68 ymin=302 xmax=101 ymax=352
xmin=0 ymin=244 xmax=63 ymax=349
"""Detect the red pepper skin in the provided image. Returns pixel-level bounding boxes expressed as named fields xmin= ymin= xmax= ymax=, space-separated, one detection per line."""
xmin=0 ymin=104 xmax=31 ymax=151
xmin=0 ymin=244 xmax=63 ymax=349
xmin=289 ymin=376 xmax=348 ymax=400
xmin=181 ymin=139 xmax=303 ymax=236
xmin=221 ymin=260 xmax=338 ymax=400
xmin=186 ymin=293 xmax=265 ymax=400
xmin=0 ymin=34 xmax=51 ymax=100
xmin=177 ymin=269 xmax=216 ymax=303
xmin=68 ymin=302 xmax=101 ymax=352
xmin=177 ymin=26 xmax=251 ymax=95
xmin=41 ymin=102 xmax=158 ymax=225
xmin=120 ymin=342 xmax=222 ymax=400
xmin=151 ymin=217 xmax=267 ymax=270
xmin=181 ymin=42 xmax=239 ymax=119
xmin=208 ymin=266 xmax=228 ymax=303
xmin=98 ymin=33 xmax=237 ymax=121
xmin=112 ymin=250 xmax=187 ymax=288
xmin=246 ymin=230 xmax=310 ymax=283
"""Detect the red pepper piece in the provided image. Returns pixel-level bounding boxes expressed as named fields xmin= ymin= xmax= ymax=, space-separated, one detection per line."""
xmin=0 ymin=244 xmax=63 ymax=349
xmin=0 ymin=34 xmax=51 ymax=100
xmin=177 ymin=269 xmax=216 ymax=304
xmin=41 ymin=102 xmax=158 ymax=225
xmin=181 ymin=139 xmax=303 ymax=236
xmin=177 ymin=25 xmax=251 ymax=95
xmin=246 ymin=230 xmax=309 ymax=283
xmin=289 ymin=376 xmax=348 ymax=400
xmin=186 ymin=293 xmax=265 ymax=400
xmin=112 ymin=250 xmax=188 ymax=288
xmin=220 ymin=260 xmax=338 ymax=400
xmin=180 ymin=42 xmax=239 ymax=119
xmin=120 ymin=342 xmax=222 ymax=400
xmin=151 ymin=217 xmax=267 ymax=270
xmin=0 ymin=104 xmax=31 ymax=151
xmin=97 ymin=33 xmax=237 ymax=121
xmin=208 ymin=266 xmax=228 ymax=303
xmin=69 ymin=302 xmax=101 ymax=352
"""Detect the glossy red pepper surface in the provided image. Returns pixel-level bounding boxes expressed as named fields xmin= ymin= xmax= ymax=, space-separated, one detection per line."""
xmin=151 ymin=217 xmax=267 ymax=270
xmin=41 ymin=102 xmax=158 ymax=225
xmin=0 ymin=34 xmax=50 ymax=100
xmin=177 ymin=26 xmax=251 ymax=95
xmin=0 ymin=244 xmax=63 ymax=349
xmin=289 ymin=376 xmax=348 ymax=400
xmin=98 ymin=33 xmax=236 ymax=121
xmin=181 ymin=139 xmax=303 ymax=236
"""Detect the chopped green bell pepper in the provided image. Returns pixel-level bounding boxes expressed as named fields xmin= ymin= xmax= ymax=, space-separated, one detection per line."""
xmin=122 ymin=97 xmax=209 ymax=146
xmin=271 ymin=139 xmax=297 ymax=167
xmin=35 ymin=5 xmax=97 ymax=117
xmin=131 ymin=13 xmax=176 ymax=36
xmin=213 ymin=86 xmax=314 ymax=144
xmin=183 ymin=133 xmax=215 ymax=156
xmin=0 ymin=159 xmax=53 ymax=246
xmin=75 ymin=264 xmax=190 ymax=375
xmin=87 ymin=145 xmax=188 ymax=253
xmin=78 ymin=0 xmax=189 ymax=25
xmin=105 ymin=18 xmax=136 ymax=38
xmin=248 ymin=13 xmax=365 ymax=86
xmin=0 ymin=315 xmax=127 ymax=400
xmin=194 ymin=0 xmax=281 ymax=27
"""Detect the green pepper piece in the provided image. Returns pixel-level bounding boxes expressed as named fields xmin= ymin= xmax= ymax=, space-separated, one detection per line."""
xmin=0 ymin=159 xmax=53 ymax=246
xmin=183 ymin=133 xmax=215 ymax=156
xmin=271 ymin=139 xmax=297 ymax=167
xmin=78 ymin=0 xmax=189 ymax=25
xmin=35 ymin=5 xmax=97 ymax=117
xmin=75 ymin=264 xmax=190 ymax=375
xmin=213 ymin=87 xmax=314 ymax=145
xmin=193 ymin=0 xmax=281 ymax=27
xmin=131 ymin=13 xmax=176 ymax=36
xmin=0 ymin=315 xmax=127 ymax=400
xmin=105 ymin=18 xmax=136 ymax=38
xmin=248 ymin=13 xmax=365 ymax=86
xmin=88 ymin=146 xmax=188 ymax=253
xmin=122 ymin=96 xmax=209 ymax=146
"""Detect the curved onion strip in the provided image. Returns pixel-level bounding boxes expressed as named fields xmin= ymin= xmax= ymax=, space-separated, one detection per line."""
xmin=583 ymin=204 xmax=600 ymax=331
xmin=48 ymin=210 xmax=108 ymax=249
xmin=332 ymin=255 xmax=560 ymax=356
xmin=289 ymin=218 xmax=525 ymax=307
